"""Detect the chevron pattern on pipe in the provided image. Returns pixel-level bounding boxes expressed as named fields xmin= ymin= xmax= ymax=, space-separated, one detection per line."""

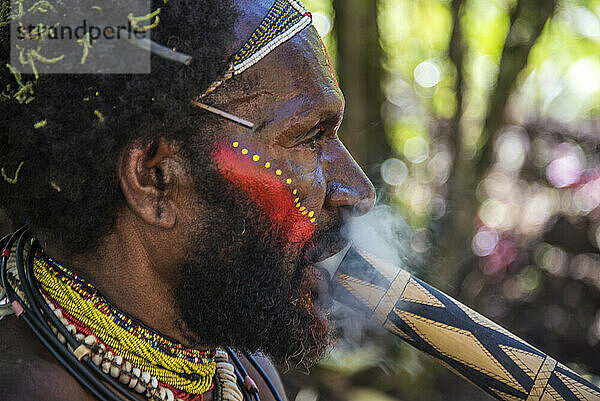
xmin=330 ymin=246 xmax=600 ymax=401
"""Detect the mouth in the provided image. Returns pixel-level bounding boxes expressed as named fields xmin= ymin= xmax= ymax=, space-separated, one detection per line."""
xmin=298 ymin=225 xmax=352 ymax=315
xmin=300 ymin=237 xmax=352 ymax=315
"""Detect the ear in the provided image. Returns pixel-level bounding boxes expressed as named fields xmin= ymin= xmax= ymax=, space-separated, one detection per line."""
xmin=118 ymin=139 xmax=182 ymax=229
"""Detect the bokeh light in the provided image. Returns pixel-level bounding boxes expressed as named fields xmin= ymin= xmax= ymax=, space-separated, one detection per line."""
xmin=312 ymin=11 xmax=333 ymax=37
xmin=546 ymin=143 xmax=584 ymax=188
xmin=381 ymin=158 xmax=408 ymax=186
xmin=479 ymin=198 xmax=509 ymax=230
xmin=566 ymin=57 xmax=600 ymax=97
xmin=404 ymin=137 xmax=429 ymax=164
xmin=413 ymin=60 xmax=442 ymax=88
xmin=495 ymin=127 xmax=529 ymax=172
xmin=536 ymin=243 xmax=568 ymax=277
xmin=472 ymin=227 xmax=499 ymax=257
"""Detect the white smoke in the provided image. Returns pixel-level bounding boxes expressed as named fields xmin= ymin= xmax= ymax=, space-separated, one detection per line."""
xmin=343 ymin=204 xmax=416 ymax=270
xmin=315 ymin=204 xmax=426 ymax=374
xmin=317 ymin=204 xmax=422 ymax=280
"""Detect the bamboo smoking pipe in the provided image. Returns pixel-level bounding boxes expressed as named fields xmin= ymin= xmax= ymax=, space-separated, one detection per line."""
xmin=327 ymin=246 xmax=600 ymax=401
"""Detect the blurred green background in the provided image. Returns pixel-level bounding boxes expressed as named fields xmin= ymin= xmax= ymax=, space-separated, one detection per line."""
xmin=280 ymin=0 xmax=600 ymax=400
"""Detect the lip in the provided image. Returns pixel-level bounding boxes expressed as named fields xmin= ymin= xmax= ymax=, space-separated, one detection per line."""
xmin=308 ymin=244 xmax=352 ymax=313
xmin=301 ymin=230 xmax=349 ymax=312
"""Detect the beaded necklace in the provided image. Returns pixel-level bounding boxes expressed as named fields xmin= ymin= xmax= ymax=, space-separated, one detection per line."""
xmin=33 ymin=252 xmax=216 ymax=399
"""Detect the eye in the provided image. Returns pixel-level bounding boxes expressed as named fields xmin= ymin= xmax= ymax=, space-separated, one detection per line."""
xmin=303 ymin=128 xmax=326 ymax=151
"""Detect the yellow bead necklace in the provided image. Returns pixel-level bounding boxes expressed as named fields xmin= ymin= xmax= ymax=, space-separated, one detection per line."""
xmin=34 ymin=252 xmax=216 ymax=399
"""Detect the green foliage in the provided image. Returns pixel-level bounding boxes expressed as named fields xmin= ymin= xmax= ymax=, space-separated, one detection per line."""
xmin=0 ymin=0 xmax=10 ymax=27
xmin=379 ymin=0 xmax=453 ymax=73
xmin=517 ymin=1 xmax=600 ymax=120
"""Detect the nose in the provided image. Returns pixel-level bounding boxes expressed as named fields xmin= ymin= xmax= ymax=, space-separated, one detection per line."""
xmin=326 ymin=181 xmax=376 ymax=217
xmin=324 ymin=143 xmax=376 ymax=217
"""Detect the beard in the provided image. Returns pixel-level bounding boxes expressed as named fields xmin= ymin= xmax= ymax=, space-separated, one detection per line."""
xmin=173 ymin=144 xmax=336 ymax=368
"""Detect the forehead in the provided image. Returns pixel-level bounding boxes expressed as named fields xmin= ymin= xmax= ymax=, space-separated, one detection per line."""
xmin=213 ymin=0 xmax=342 ymax=122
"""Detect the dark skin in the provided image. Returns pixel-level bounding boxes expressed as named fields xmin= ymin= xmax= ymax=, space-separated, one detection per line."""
xmin=0 ymin=0 xmax=376 ymax=399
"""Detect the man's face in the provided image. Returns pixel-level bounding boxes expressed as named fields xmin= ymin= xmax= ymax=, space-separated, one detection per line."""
xmin=174 ymin=1 xmax=375 ymax=368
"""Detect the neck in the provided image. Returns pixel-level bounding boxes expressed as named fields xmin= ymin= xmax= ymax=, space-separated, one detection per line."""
xmin=42 ymin=208 xmax=201 ymax=349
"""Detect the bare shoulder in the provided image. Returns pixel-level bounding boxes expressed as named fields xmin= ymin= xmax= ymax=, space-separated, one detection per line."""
xmin=0 ymin=316 xmax=95 ymax=401
xmin=0 ymin=317 xmax=288 ymax=401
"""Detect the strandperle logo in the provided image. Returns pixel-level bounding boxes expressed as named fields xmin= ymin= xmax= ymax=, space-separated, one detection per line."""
xmin=16 ymin=20 xmax=148 ymax=44
xmin=9 ymin=0 xmax=153 ymax=74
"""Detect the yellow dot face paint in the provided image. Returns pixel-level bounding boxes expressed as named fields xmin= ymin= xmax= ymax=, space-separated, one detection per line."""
xmin=228 ymin=140 xmax=318 ymax=226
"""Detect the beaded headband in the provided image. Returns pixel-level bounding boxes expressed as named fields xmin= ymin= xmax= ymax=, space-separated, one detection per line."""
xmin=200 ymin=0 xmax=312 ymax=99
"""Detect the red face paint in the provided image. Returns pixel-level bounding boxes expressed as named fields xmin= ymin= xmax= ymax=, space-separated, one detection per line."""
xmin=212 ymin=140 xmax=315 ymax=248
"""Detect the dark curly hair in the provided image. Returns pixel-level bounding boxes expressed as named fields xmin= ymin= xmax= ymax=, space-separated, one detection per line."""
xmin=0 ymin=0 xmax=238 ymax=254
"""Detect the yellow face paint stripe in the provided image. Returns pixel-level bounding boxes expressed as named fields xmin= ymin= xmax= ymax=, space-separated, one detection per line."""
xmin=232 ymin=140 xmax=317 ymax=224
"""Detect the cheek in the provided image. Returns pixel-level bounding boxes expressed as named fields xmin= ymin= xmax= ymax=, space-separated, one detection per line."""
xmin=212 ymin=139 xmax=315 ymax=247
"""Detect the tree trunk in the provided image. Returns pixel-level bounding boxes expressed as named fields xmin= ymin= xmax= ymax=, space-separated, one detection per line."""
xmin=333 ymin=0 xmax=390 ymax=180
xmin=435 ymin=0 xmax=557 ymax=289
xmin=477 ymin=0 xmax=557 ymax=174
